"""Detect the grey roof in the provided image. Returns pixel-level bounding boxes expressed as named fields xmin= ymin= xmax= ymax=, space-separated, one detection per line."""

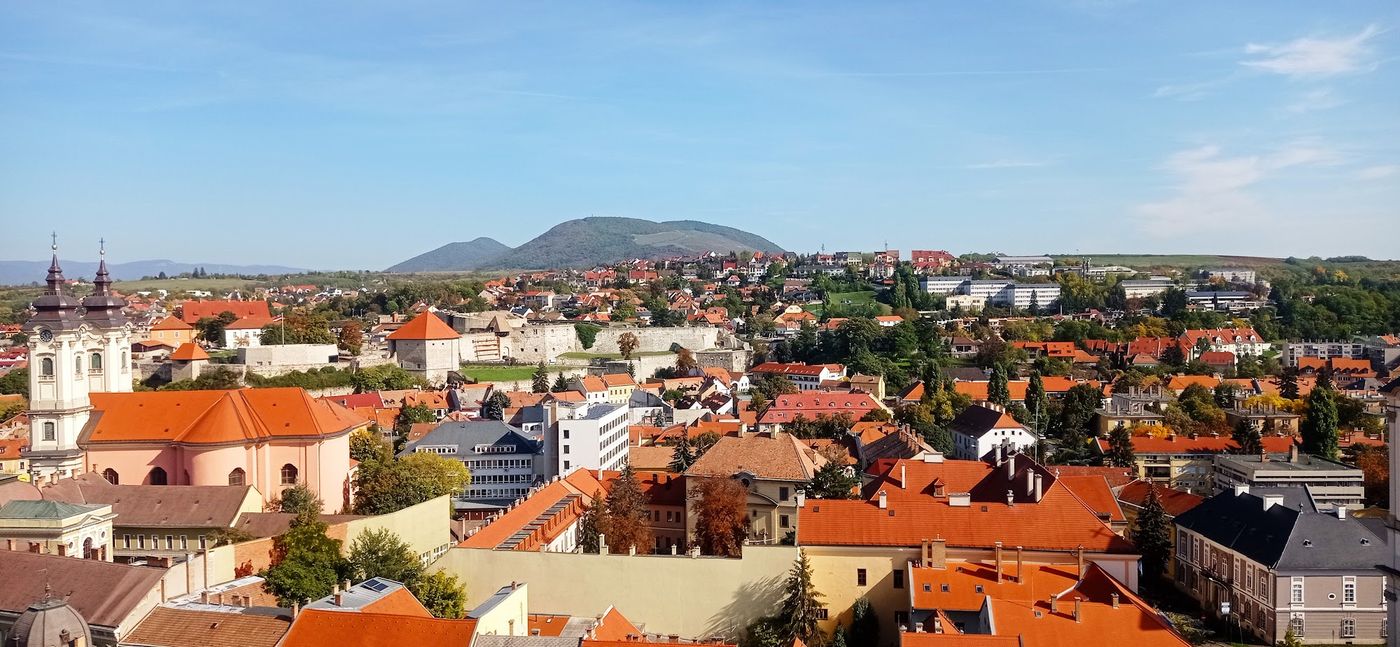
xmin=629 ymin=389 xmax=667 ymax=408
xmin=42 ymin=473 xmax=255 ymax=528
xmin=1174 ymin=486 xmax=1385 ymax=570
xmin=305 ymin=578 xmax=410 ymax=612
xmin=1215 ymin=453 xmax=1361 ymax=475
xmin=578 ymin=403 xmax=624 ymax=421
xmin=948 ymin=405 xmax=1023 ymax=438
xmin=0 ymin=500 xmax=105 ymax=520
xmin=399 ymin=420 xmax=541 ymax=457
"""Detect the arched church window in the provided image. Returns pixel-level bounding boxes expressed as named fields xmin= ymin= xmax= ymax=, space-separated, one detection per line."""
xmin=40 ymin=357 xmax=54 ymax=377
xmin=42 ymin=422 xmax=55 ymax=442
xmin=147 ymin=467 xmax=168 ymax=486
xmin=102 ymin=468 xmax=119 ymax=485
xmin=280 ymin=464 xmax=298 ymax=485
xmin=228 ymin=468 xmax=246 ymax=486
xmin=74 ymin=356 xmax=81 ymax=375
xmin=91 ymin=352 xmax=103 ymax=371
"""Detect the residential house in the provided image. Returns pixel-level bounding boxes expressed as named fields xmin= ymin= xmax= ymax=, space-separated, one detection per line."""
xmin=684 ymin=433 xmax=825 ymax=544
xmin=146 ymin=316 xmax=196 ymax=347
xmin=948 ymin=404 xmax=1037 ymax=461
xmin=1174 ymin=486 xmax=1386 ymax=645
xmin=749 ymin=362 xmax=846 ymax=391
xmin=757 ymin=391 xmax=886 ymax=431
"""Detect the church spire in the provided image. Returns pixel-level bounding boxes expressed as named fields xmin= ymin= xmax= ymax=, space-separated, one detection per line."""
xmin=44 ymin=232 xmax=66 ymax=295
xmin=83 ymin=237 xmax=128 ymax=328
xmin=26 ymin=233 xmax=81 ymax=332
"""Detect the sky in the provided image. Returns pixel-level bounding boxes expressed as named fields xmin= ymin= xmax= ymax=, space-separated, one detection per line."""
xmin=1 ymin=1 xmax=1397 ymax=270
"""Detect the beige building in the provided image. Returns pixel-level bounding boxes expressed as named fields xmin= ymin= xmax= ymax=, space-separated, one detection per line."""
xmin=684 ymin=433 xmax=825 ymax=544
xmin=0 ymin=499 xmax=115 ymax=560
xmin=1174 ymin=486 xmax=1388 ymax=645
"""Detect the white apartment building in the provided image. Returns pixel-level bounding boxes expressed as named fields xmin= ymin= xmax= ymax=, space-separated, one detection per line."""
xmin=1119 ymin=279 xmax=1175 ymax=299
xmin=550 ymin=400 xmax=630 ymax=477
xmin=1283 ymin=341 xmax=1369 ymax=367
xmin=400 ymin=420 xmax=543 ymax=505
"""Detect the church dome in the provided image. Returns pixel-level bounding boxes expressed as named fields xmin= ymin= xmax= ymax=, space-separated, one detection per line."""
xmin=8 ymin=593 xmax=91 ymax=647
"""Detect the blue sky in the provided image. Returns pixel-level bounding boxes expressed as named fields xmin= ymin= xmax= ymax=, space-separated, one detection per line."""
xmin=2 ymin=1 xmax=1397 ymax=269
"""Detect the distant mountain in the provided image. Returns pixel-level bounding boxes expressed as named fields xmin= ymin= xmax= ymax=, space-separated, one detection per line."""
xmin=0 ymin=259 xmax=309 ymax=286
xmin=386 ymin=217 xmax=787 ymax=271
xmin=384 ymin=237 xmax=512 ymax=273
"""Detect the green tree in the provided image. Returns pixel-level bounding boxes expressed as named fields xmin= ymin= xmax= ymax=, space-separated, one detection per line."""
xmin=987 ymin=364 xmax=1011 ymax=407
xmin=0 ymin=368 xmax=29 ymax=398
xmin=261 ymin=311 xmax=336 ymax=346
xmin=1279 ymin=628 xmax=1304 ymax=647
xmin=1279 ymin=366 xmax=1300 ymax=400
xmin=531 ymin=362 xmax=550 ymax=393
xmin=741 ymin=617 xmax=786 ymax=647
xmin=849 ymin=596 xmax=880 ymax=647
xmin=352 ymin=364 xmax=428 ymax=393
xmin=1132 ymin=484 xmax=1173 ymax=589
xmin=551 ymin=373 xmax=570 ymax=393
xmin=412 ymin=570 xmax=467 ymax=619
xmin=1105 ymin=424 xmax=1135 ymax=468
xmin=1024 ymin=372 xmax=1047 ymax=422
xmin=261 ymin=514 xmax=350 ymax=606
xmin=348 ymin=528 xmax=423 ymax=587
xmin=395 ymin=403 xmax=438 ymax=436
xmin=1053 ymin=383 xmax=1102 ymax=460
xmin=350 ymin=428 xmax=392 ymax=465
xmin=481 ymin=391 xmax=511 ymax=421
xmin=668 ymin=435 xmax=696 ymax=472
xmin=354 ymin=452 xmax=471 ymax=515
xmin=195 ymin=311 xmax=238 ymax=347
xmin=274 ymin=483 xmax=323 ymax=518
xmin=1232 ymin=419 xmax=1263 ymax=455
xmin=1301 ymin=384 xmax=1339 ymax=460
xmin=808 ymin=462 xmax=859 ymax=499
xmin=779 ymin=549 xmax=825 ymax=646
xmin=578 ymin=493 xmax=605 ymax=554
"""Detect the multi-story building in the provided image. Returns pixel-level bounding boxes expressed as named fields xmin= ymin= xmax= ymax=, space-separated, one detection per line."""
xmin=1212 ymin=449 xmax=1365 ymax=511
xmin=548 ymin=399 xmax=629 ymax=477
xmin=1202 ymin=268 xmax=1257 ymax=284
xmin=1174 ymin=486 xmax=1387 ymax=645
xmin=401 ymin=420 xmax=543 ymax=507
xmin=1382 ymin=375 xmax=1400 ymax=641
xmin=1097 ymin=433 xmax=1297 ymax=494
xmin=1224 ymin=406 xmax=1301 ymax=435
xmin=1180 ymin=327 xmax=1272 ymax=359
xmin=919 ymin=276 xmax=967 ymax=295
xmin=749 ymin=362 xmax=846 ymax=391
xmin=917 ymin=278 xmax=1059 ymax=309
xmin=1119 ymin=279 xmax=1175 ymax=299
xmin=684 ymin=433 xmax=824 ymax=544
xmin=0 ymin=499 xmax=115 ymax=561
xmin=1283 ymin=341 xmax=1369 ymax=367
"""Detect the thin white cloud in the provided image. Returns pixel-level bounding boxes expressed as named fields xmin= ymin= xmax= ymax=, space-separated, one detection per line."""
xmin=963 ymin=159 xmax=1049 ymax=170
xmin=1153 ymin=76 xmax=1235 ymax=102
xmin=1286 ymin=88 xmax=1345 ymax=113
xmin=1241 ymin=25 xmax=1382 ymax=78
xmin=1357 ymin=165 xmax=1399 ymax=180
xmin=1137 ymin=143 xmax=1341 ymax=237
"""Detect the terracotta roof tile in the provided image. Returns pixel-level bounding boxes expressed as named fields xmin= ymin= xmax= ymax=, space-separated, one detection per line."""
xmin=686 ymin=434 xmax=824 ymax=481
xmin=151 ymin=315 xmax=195 ymax=331
xmin=279 ymin=610 xmax=477 ymax=647
xmin=169 ymin=342 xmax=210 ymax=361
xmin=1057 ymin=475 xmax=1125 ymax=523
xmin=386 ymin=314 xmax=459 ymax=341
xmin=85 ymin=388 xmax=366 ymax=446
xmin=124 ymin=607 xmax=291 ymax=647
xmin=181 ymin=301 xmax=271 ymax=325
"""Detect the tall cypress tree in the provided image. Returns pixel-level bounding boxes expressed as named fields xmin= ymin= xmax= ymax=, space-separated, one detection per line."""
xmin=1231 ymin=419 xmax=1263 ymax=455
xmin=1106 ymin=423 xmax=1135 ymax=468
xmin=1132 ymin=484 xmax=1173 ymax=589
xmin=780 ymin=549 xmax=825 ymax=646
xmin=1025 ymin=372 xmax=1047 ymax=425
xmin=1301 ymin=384 xmax=1339 ymax=460
xmin=1279 ymin=366 xmax=1300 ymax=400
xmin=531 ymin=362 xmax=550 ymax=393
xmin=987 ymin=364 xmax=1011 ymax=407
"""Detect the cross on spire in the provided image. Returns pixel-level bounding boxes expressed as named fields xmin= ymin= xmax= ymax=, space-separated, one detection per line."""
xmin=50 ymin=231 xmax=58 ymax=252
xmin=99 ymin=237 xmax=106 ymax=256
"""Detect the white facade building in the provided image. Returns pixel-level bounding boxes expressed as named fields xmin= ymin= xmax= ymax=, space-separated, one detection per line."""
xmin=550 ymin=400 xmax=630 ymax=477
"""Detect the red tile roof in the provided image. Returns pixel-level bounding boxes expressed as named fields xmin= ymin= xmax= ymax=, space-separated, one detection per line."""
xmin=85 ymin=388 xmax=366 ymax=445
xmin=386 ymin=314 xmax=459 ymax=341
xmin=181 ymin=300 xmax=272 ymax=325
xmin=759 ymin=392 xmax=883 ymax=425
xmin=278 ymin=610 xmax=477 ymax=647
xmin=168 ymin=342 xmax=210 ymax=361
xmin=1116 ymin=481 xmax=1203 ymax=517
xmin=1097 ymin=433 xmax=1296 ymax=455
xmin=460 ymin=469 xmax=607 ymax=550
xmin=1057 ymin=475 xmax=1125 ymax=523
xmin=151 ymin=315 xmax=194 ymax=331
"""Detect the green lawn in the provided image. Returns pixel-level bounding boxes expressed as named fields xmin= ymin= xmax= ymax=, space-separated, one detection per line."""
xmin=458 ymin=365 xmax=554 ymax=382
xmin=114 ymin=277 xmax=252 ymax=292
xmin=804 ymin=291 xmax=891 ymax=316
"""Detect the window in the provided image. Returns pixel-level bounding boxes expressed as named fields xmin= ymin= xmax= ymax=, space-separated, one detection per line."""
xmin=1289 ymin=614 xmax=1304 ymax=638
xmin=180 ymin=536 xmax=188 ymax=550
xmin=42 ymin=422 xmax=56 ymax=442
xmin=563 ymin=430 xmax=570 ymax=439
xmin=280 ymin=464 xmax=298 ymax=485
xmin=856 ymin=569 xmax=868 ymax=586
xmin=780 ymin=515 xmax=790 ymax=529
xmin=122 ymin=535 xmax=131 ymax=548
xmin=102 ymin=468 xmax=119 ymax=485
xmin=1291 ymin=577 xmax=1304 ymax=604
xmin=198 ymin=535 xmax=207 ymax=549
xmin=90 ymin=352 xmax=102 ymax=371
xmin=137 ymin=535 xmax=146 ymax=549
xmin=147 ymin=467 xmax=168 ymax=486
xmin=40 ymin=357 xmax=54 ymax=377
xmin=228 ymin=468 xmax=246 ymax=487
xmin=816 ymin=608 xmax=829 ymax=621
xmin=165 ymin=535 xmax=174 ymax=549
xmin=1343 ymin=576 xmax=1356 ymax=604
xmin=1341 ymin=618 xmax=1355 ymax=638
xmin=893 ymin=570 xmax=905 ymax=589
xmin=779 ymin=487 xmax=790 ymax=502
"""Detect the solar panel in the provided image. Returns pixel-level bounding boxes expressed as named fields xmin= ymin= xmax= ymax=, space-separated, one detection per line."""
xmin=362 ymin=579 xmax=389 ymax=592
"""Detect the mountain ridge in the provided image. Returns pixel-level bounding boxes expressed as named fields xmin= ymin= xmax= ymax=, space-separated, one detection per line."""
xmin=385 ymin=217 xmax=786 ymax=271
xmin=386 ymin=237 xmax=512 ymax=273
xmin=0 ymin=259 xmax=309 ymax=286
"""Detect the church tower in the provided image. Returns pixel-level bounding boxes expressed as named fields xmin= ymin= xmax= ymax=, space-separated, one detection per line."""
xmin=21 ymin=237 xmax=91 ymax=484
xmin=80 ymin=240 xmax=133 ymax=393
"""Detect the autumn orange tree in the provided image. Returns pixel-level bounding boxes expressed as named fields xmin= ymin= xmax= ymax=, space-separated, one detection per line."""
xmin=691 ymin=478 xmax=749 ymax=557
xmin=600 ymin=466 xmax=653 ymax=554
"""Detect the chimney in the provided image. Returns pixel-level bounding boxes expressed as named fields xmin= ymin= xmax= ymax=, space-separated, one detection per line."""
xmin=878 ymin=490 xmax=888 ymax=509
xmin=899 ymin=464 xmax=907 ymax=490
xmin=1111 ymin=593 xmax=1120 ymax=609
xmin=1015 ymin=546 xmax=1024 ymax=584
xmin=1006 ymin=454 xmax=1015 ymax=481
xmin=1049 ymin=594 xmax=1060 ymax=614
xmin=334 ymin=592 xmax=344 ymax=607
xmin=795 ymin=489 xmax=806 ymax=508
xmin=199 ymin=591 xmax=210 ymax=604
xmin=1075 ymin=545 xmax=1085 ymax=579
xmin=1033 ymin=473 xmax=1043 ymax=503
xmin=1260 ymin=446 xmax=1268 ymax=463
xmin=995 ymin=542 xmax=1004 ymax=583
xmin=1073 ymin=596 xmax=1082 ymax=623
xmin=343 ymin=579 xmax=351 ymax=592
xmin=1336 ymin=505 xmax=1348 ymax=520
xmin=1262 ymin=494 xmax=1283 ymax=511
xmin=599 ymin=533 xmax=608 ymax=555
xmin=1233 ymin=483 xmax=1249 ymax=497
xmin=331 ymin=584 xmax=340 ymax=595
xmin=1025 ymin=469 xmax=1035 ymax=496
xmin=1289 ymin=443 xmax=1299 ymax=464
xmin=927 ymin=538 xmax=947 ymax=569
xmin=1006 ymin=489 xmax=1015 ymax=507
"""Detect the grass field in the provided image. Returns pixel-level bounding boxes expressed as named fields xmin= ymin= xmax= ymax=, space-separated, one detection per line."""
xmin=113 ymin=277 xmax=253 ymax=292
xmin=804 ymin=291 xmax=890 ymax=316
xmin=458 ymin=365 xmax=554 ymax=382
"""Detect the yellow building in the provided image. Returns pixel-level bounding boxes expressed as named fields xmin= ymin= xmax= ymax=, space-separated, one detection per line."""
xmin=684 ymin=433 xmax=824 ymax=544
xmin=148 ymin=315 xmax=196 ymax=347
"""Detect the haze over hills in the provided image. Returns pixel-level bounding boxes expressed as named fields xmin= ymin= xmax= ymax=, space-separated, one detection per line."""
xmin=385 ymin=237 xmax=513 ymax=273
xmin=0 ymin=259 xmax=309 ymax=286
xmin=386 ymin=217 xmax=787 ymax=272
